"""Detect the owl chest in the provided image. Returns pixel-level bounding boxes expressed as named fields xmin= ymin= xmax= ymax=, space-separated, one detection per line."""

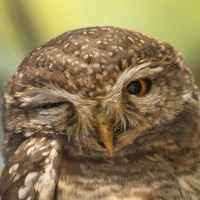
xmin=56 ymin=161 xmax=144 ymax=200
xmin=55 ymin=159 xmax=189 ymax=200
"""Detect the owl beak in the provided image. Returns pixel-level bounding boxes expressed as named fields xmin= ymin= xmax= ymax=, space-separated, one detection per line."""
xmin=96 ymin=113 xmax=114 ymax=156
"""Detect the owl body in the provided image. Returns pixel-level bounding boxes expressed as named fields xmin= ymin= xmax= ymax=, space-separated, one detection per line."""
xmin=0 ymin=26 xmax=200 ymax=200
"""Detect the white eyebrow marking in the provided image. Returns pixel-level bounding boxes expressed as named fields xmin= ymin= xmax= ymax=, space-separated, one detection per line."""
xmin=100 ymin=61 xmax=152 ymax=102
xmin=19 ymin=84 xmax=94 ymax=108
xmin=17 ymin=62 xmax=156 ymax=112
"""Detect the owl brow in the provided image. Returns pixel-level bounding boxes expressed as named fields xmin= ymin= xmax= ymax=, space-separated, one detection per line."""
xmin=99 ymin=61 xmax=152 ymax=101
xmin=19 ymin=82 xmax=95 ymax=108
xmin=20 ymin=62 xmax=154 ymax=107
xmin=114 ymin=61 xmax=152 ymax=87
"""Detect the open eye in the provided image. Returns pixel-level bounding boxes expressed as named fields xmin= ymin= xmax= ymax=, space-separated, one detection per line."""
xmin=126 ymin=79 xmax=152 ymax=96
xmin=39 ymin=102 xmax=65 ymax=109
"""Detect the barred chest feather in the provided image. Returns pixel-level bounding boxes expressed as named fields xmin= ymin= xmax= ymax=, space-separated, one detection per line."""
xmin=55 ymin=156 xmax=199 ymax=200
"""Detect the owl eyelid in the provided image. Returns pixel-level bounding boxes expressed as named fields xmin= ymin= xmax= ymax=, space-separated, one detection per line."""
xmin=38 ymin=102 xmax=66 ymax=109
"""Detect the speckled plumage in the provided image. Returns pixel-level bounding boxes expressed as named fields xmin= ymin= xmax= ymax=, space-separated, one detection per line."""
xmin=0 ymin=26 xmax=200 ymax=200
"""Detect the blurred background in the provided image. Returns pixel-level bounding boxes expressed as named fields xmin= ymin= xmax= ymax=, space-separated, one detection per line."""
xmin=0 ymin=0 xmax=200 ymax=170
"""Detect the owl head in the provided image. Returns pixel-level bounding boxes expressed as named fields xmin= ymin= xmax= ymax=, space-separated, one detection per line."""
xmin=3 ymin=27 xmax=199 ymax=161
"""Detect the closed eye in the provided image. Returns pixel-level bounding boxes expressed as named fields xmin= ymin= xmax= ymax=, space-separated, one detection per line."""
xmin=38 ymin=102 xmax=65 ymax=109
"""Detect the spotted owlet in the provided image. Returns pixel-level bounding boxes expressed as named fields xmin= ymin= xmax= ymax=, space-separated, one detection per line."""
xmin=0 ymin=26 xmax=200 ymax=200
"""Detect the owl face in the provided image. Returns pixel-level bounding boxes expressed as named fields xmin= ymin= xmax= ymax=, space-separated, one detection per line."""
xmin=3 ymin=27 xmax=198 ymax=160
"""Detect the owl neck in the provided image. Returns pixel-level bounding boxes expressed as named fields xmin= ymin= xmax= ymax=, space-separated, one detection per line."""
xmin=64 ymin=102 xmax=200 ymax=171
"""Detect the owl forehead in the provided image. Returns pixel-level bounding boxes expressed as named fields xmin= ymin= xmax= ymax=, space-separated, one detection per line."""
xmin=16 ymin=26 xmax=176 ymax=97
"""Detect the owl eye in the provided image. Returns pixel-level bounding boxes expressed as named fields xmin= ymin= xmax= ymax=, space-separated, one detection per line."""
xmin=126 ymin=79 xmax=151 ymax=96
xmin=39 ymin=102 xmax=65 ymax=109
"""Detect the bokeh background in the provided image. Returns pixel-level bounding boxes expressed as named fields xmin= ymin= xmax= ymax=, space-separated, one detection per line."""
xmin=0 ymin=0 xmax=200 ymax=170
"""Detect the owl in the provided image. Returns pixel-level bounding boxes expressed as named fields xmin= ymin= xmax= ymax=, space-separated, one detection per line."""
xmin=0 ymin=26 xmax=200 ymax=200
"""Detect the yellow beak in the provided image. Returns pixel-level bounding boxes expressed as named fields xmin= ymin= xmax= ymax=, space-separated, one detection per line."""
xmin=96 ymin=113 xmax=114 ymax=156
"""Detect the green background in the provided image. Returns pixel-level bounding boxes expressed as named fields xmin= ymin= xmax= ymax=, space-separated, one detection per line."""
xmin=0 ymin=0 xmax=200 ymax=169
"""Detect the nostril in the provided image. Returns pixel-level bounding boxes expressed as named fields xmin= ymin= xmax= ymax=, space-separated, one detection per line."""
xmin=115 ymin=124 xmax=121 ymax=131
xmin=97 ymin=140 xmax=106 ymax=148
xmin=114 ymin=123 xmax=123 ymax=135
